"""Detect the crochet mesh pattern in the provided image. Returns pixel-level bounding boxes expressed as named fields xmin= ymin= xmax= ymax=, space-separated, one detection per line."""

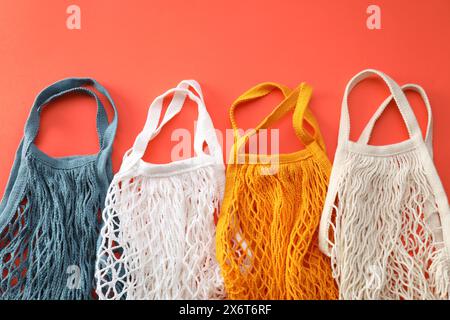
xmin=96 ymin=165 xmax=225 ymax=300
xmin=324 ymin=150 xmax=450 ymax=299
xmin=0 ymin=157 xmax=101 ymax=300
xmin=216 ymin=157 xmax=338 ymax=299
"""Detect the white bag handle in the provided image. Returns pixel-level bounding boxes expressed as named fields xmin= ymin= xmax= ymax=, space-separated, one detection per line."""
xmin=121 ymin=80 xmax=222 ymax=171
xmin=357 ymin=83 xmax=433 ymax=157
xmin=339 ymin=69 xmax=424 ymax=145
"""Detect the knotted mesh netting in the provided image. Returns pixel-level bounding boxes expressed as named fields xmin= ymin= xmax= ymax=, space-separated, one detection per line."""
xmin=95 ymin=165 xmax=225 ymax=300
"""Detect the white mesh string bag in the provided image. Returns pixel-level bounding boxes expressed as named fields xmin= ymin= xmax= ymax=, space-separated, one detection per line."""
xmin=95 ymin=80 xmax=225 ymax=300
xmin=319 ymin=69 xmax=450 ymax=300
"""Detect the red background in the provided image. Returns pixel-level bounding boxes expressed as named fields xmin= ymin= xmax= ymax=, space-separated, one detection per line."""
xmin=1 ymin=0 xmax=449 ymax=198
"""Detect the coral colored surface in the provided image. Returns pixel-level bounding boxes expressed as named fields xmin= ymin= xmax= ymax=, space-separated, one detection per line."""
xmin=1 ymin=0 xmax=450 ymax=198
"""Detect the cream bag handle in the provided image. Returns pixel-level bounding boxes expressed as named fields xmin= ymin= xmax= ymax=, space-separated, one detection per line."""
xmin=357 ymin=83 xmax=433 ymax=157
xmin=338 ymin=69 xmax=424 ymax=145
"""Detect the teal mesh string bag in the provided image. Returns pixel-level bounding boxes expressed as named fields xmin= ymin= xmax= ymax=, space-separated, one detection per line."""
xmin=0 ymin=78 xmax=118 ymax=300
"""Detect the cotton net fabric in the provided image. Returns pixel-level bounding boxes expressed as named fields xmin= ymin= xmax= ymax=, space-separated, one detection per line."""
xmin=95 ymin=80 xmax=225 ymax=300
xmin=216 ymin=82 xmax=338 ymax=300
xmin=0 ymin=78 xmax=118 ymax=300
xmin=319 ymin=69 xmax=450 ymax=300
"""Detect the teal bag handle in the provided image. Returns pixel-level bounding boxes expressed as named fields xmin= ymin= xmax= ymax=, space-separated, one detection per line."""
xmin=23 ymin=87 xmax=108 ymax=150
xmin=23 ymin=78 xmax=118 ymax=152
xmin=1 ymin=78 xmax=118 ymax=218
xmin=22 ymin=78 xmax=118 ymax=189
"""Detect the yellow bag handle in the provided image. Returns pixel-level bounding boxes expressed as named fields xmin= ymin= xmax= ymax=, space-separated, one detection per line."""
xmin=229 ymin=82 xmax=325 ymax=162
xmin=292 ymin=84 xmax=326 ymax=150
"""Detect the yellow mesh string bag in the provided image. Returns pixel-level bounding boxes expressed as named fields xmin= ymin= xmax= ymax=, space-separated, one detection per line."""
xmin=216 ymin=82 xmax=338 ymax=300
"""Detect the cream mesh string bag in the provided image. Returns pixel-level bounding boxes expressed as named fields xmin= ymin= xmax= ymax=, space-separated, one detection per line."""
xmin=95 ymin=80 xmax=225 ymax=300
xmin=319 ymin=69 xmax=450 ymax=300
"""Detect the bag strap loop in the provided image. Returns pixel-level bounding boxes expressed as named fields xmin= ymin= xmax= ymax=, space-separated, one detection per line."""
xmin=122 ymin=80 xmax=222 ymax=170
xmin=339 ymin=69 xmax=423 ymax=145
xmin=357 ymin=84 xmax=433 ymax=156
xmin=229 ymin=82 xmax=325 ymax=161
xmin=23 ymin=78 xmax=118 ymax=157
